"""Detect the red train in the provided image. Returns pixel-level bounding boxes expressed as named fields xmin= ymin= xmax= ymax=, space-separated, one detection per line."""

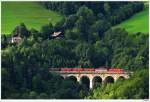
xmin=49 ymin=67 xmax=125 ymax=73
xmin=108 ymin=68 xmax=124 ymax=73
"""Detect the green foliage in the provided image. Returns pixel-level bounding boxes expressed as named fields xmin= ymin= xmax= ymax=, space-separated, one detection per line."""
xmin=104 ymin=2 xmax=111 ymax=15
xmin=54 ymin=18 xmax=66 ymax=31
xmin=87 ymin=69 xmax=149 ymax=99
xmin=91 ymin=20 xmax=111 ymax=37
xmin=12 ymin=23 xmax=29 ymax=38
xmin=40 ymin=23 xmax=54 ymax=39
xmin=2 ymin=25 xmax=148 ymax=99
xmin=1 ymin=35 xmax=8 ymax=49
xmin=1 ymin=1 xmax=148 ymax=99
xmin=64 ymin=14 xmax=78 ymax=29
xmin=76 ymin=6 xmax=95 ymax=30
xmin=42 ymin=2 xmax=144 ymax=27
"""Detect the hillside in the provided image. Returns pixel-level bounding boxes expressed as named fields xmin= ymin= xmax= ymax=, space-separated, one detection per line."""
xmin=2 ymin=1 xmax=148 ymax=99
xmin=113 ymin=8 xmax=149 ymax=34
xmin=2 ymin=2 xmax=63 ymax=35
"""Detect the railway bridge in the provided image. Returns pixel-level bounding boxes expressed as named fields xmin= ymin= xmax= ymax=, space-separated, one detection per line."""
xmin=50 ymin=70 xmax=132 ymax=89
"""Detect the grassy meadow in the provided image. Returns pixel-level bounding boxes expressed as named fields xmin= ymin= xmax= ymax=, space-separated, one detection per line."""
xmin=2 ymin=2 xmax=63 ymax=35
xmin=113 ymin=8 xmax=149 ymax=34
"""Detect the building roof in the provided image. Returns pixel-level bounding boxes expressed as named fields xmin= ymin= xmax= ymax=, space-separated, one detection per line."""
xmin=51 ymin=31 xmax=62 ymax=37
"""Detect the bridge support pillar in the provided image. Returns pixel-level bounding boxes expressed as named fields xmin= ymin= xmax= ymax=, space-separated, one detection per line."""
xmin=77 ymin=77 xmax=80 ymax=82
xmin=114 ymin=77 xmax=118 ymax=82
xmin=90 ymin=79 xmax=93 ymax=89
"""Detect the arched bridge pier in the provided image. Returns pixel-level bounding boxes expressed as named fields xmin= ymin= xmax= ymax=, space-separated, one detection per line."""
xmin=51 ymin=71 xmax=132 ymax=89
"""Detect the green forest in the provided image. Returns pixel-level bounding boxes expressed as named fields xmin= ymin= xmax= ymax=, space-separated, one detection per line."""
xmin=1 ymin=1 xmax=149 ymax=99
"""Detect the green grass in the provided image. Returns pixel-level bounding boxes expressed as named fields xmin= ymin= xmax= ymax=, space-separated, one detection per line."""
xmin=2 ymin=2 xmax=64 ymax=35
xmin=113 ymin=8 xmax=149 ymax=34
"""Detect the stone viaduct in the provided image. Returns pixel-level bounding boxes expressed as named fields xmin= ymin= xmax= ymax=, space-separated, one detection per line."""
xmin=51 ymin=71 xmax=132 ymax=89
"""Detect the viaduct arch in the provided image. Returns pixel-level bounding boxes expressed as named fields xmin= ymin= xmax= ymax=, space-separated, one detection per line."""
xmin=59 ymin=72 xmax=131 ymax=89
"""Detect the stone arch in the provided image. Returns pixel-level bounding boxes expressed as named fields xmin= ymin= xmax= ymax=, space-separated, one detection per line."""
xmin=117 ymin=76 xmax=125 ymax=82
xmin=92 ymin=76 xmax=102 ymax=88
xmin=80 ymin=76 xmax=90 ymax=89
xmin=66 ymin=75 xmax=77 ymax=82
xmin=104 ymin=76 xmax=114 ymax=83
xmin=60 ymin=76 xmax=65 ymax=79
xmin=119 ymin=76 xmax=125 ymax=79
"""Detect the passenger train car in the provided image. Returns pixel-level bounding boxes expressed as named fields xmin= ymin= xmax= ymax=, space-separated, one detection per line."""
xmin=49 ymin=67 xmax=125 ymax=73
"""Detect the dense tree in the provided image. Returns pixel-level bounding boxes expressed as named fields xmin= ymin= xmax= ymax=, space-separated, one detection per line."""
xmin=2 ymin=27 xmax=148 ymax=99
xmin=54 ymin=18 xmax=66 ymax=32
xmin=61 ymin=2 xmax=76 ymax=15
xmin=75 ymin=6 xmax=95 ymax=42
xmin=30 ymin=28 xmax=42 ymax=41
xmin=87 ymin=69 xmax=149 ymax=99
xmin=65 ymin=30 xmax=78 ymax=40
xmin=12 ymin=23 xmax=29 ymax=38
xmin=41 ymin=2 xmax=144 ymax=25
xmin=40 ymin=23 xmax=54 ymax=39
xmin=104 ymin=2 xmax=111 ymax=15
xmin=91 ymin=20 xmax=111 ymax=37
xmin=2 ymin=1 xmax=148 ymax=99
xmin=1 ymin=35 xmax=8 ymax=49
xmin=64 ymin=14 xmax=78 ymax=29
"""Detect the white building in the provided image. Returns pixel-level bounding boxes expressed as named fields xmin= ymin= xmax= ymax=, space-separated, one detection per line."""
xmin=11 ymin=36 xmax=22 ymax=43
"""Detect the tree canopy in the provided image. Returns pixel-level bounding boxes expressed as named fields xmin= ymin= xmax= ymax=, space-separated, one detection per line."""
xmin=1 ymin=1 xmax=148 ymax=99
